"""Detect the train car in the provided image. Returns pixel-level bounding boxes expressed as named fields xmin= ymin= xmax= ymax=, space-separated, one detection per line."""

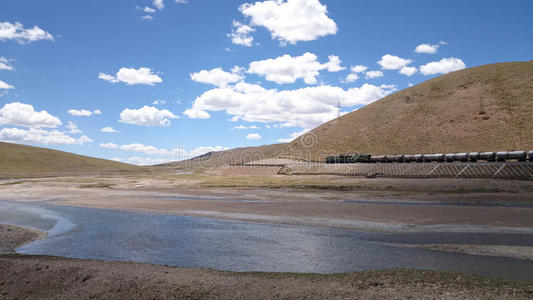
xmin=455 ymin=153 xmax=468 ymax=162
xmin=496 ymin=151 xmax=527 ymax=162
xmin=478 ymin=151 xmax=496 ymax=162
xmin=403 ymin=154 xmax=416 ymax=163
xmin=467 ymin=152 xmax=480 ymax=162
xmin=424 ymin=153 xmax=445 ymax=162
xmin=444 ymin=153 xmax=455 ymax=162
xmin=528 ymin=151 xmax=533 ymax=162
xmin=326 ymin=154 xmax=371 ymax=163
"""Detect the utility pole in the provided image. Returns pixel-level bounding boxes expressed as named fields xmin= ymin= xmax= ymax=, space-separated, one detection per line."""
xmin=337 ymin=99 xmax=341 ymax=119
xmin=479 ymin=95 xmax=485 ymax=115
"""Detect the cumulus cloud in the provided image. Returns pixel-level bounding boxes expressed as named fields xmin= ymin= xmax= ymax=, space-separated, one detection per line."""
xmin=66 ymin=121 xmax=82 ymax=134
xmin=238 ymin=0 xmax=337 ymax=45
xmin=99 ymin=67 xmax=162 ymax=86
xmin=153 ymin=0 xmax=164 ymax=10
xmin=365 ymin=70 xmax=384 ymax=79
xmin=0 ymin=102 xmax=61 ymax=128
xmin=399 ymin=66 xmax=417 ymax=76
xmin=234 ymin=125 xmax=259 ymax=130
xmin=0 ymin=57 xmax=13 ymax=71
xmin=184 ymin=81 xmax=396 ymax=129
xmin=415 ymin=41 xmax=446 ymax=54
xmin=247 ymin=52 xmax=344 ymax=85
xmin=246 ymin=133 xmax=261 ymax=140
xmin=378 ymin=54 xmax=413 ymax=70
xmin=141 ymin=15 xmax=154 ymax=21
xmin=228 ymin=21 xmax=255 ymax=47
xmin=190 ymin=67 xmax=244 ymax=87
xmin=101 ymin=126 xmax=119 ymax=133
xmin=343 ymin=65 xmax=367 ymax=83
xmin=0 ymin=80 xmax=14 ymax=90
xmin=138 ymin=6 xmax=156 ymax=13
xmin=419 ymin=57 xmax=466 ymax=75
xmin=67 ymin=109 xmax=101 ymax=117
xmin=119 ymin=106 xmax=179 ymax=127
xmin=0 ymin=127 xmax=92 ymax=145
xmin=0 ymin=22 xmax=54 ymax=43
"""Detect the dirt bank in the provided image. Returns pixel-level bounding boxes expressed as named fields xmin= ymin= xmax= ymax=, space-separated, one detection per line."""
xmin=1 ymin=254 xmax=533 ymax=299
xmin=0 ymin=224 xmax=45 ymax=254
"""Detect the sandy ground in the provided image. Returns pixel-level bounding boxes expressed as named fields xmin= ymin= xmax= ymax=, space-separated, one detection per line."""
xmin=1 ymin=225 xmax=533 ymax=300
xmin=0 ymin=224 xmax=45 ymax=254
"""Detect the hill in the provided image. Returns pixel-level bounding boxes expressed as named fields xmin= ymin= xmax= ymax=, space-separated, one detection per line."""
xmin=288 ymin=61 xmax=533 ymax=161
xmin=0 ymin=142 xmax=143 ymax=178
xmin=160 ymin=143 xmax=288 ymax=170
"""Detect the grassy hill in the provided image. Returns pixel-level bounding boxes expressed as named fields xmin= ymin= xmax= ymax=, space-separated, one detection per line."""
xmin=288 ymin=61 xmax=533 ymax=161
xmin=0 ymin=142 xmax=143 ymax=178
xmin=160 ymin=143 xmax=288 ymax=171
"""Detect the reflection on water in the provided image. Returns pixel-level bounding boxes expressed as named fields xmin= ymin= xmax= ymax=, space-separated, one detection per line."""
xmin=1 ymin=200 xmax=533 ymax=281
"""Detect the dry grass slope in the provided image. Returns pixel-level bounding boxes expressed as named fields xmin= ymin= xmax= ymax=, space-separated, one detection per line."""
xmin=0 ymin=142 xmax=143 ymax=178
xmin=288 ymin=61 xmax=533 ymax=161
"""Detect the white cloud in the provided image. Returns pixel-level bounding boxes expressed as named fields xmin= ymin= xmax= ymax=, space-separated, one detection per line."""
xmin=141 ymin=15 xmax=154 ymax=21
xmin=175 ymin=0 xmax=189 ymax=3
xmin=184 ymin=81 xmax=396 ymax=129
xmin=343 ymin=65 xmax=367 ymax=83
xmin=119 ymin=106 xmax=179 ymax=127
xmin=98 ymin=73 xmax=118 ymax=83
xmin=247 ymin=52 xmax=344 ymax=85
xmin=66 ymin=121 xmax=82 ymax=134
xmin=0 ymin=57 xmax=13 ymax=71
xmin=100 ymin=142 xmax=119 ymax=149
xmin=152 ymin=99 xmax=166 ymax=105
xmin=143 ymin=6 xmax=156 ymax=13
xmin=0 ymin=80 xmax=14 ymax=90
xmin=0 ymin=127 xmax=92 ymax=145
xmin=365 ymin=70 xmax=384 ymax=79
xmin=399 ymin=66 xmax=417 ymax=76
xmin=246 ymin=133 xmax=261 ymax=140
xmin=67 ymin=109 xmax=101 ymax=117
xmin=0 ymin=102 xmax=61 ymax=128
xmin=190 ymin=67 xmax=244 ymax=87
xmin=419 ymin=57 xmax=466 ymax=75
xmin=228 ymin=21 xmax=255 ymax=47
xmin=378 ymin=54 xmax=413 ymax=70
xmin=99 ymin=67 xmax=162 ymax=86
xmin=183 ymin=108 xmax=210 ymax=119
xmin=239 ymin=0 xmax=337 ymax=45
xmin=233 ymin=125 xmax=259 ymax=130
xmin=0 ymin=22 xmax=54 ymax=43
xmin=101 ymin=126 xmax=119 ymax=133
xmin=351 ymin=65 xmax=367 ymax=73
xmin=153 ymin=0 xmax=164 ymax=10
xmin=415 ymin=43 xmax=438 ymax=54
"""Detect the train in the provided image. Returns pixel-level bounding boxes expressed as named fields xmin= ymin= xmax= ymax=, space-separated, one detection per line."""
xmin=325 ymin=150 xmax=533 ymax=164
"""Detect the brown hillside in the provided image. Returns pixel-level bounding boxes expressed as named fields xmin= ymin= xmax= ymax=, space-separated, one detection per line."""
xmin=288 ymin=61 xmax=533 ymax=161
xmin=0 ymin=142 xmax=144 ymax=178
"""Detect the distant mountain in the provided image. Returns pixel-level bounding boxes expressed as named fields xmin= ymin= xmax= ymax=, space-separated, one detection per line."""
xmin=0 ymin=142 xmax=142 ymax=178
xmin=159 ymin=143 xmax=288 ymax=169
xmin=287 ymin=61 xmax=533 ymax=161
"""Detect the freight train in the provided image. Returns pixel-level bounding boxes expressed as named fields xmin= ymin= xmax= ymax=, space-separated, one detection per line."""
xmin=325 ymin=151 xmax=533 ymax=163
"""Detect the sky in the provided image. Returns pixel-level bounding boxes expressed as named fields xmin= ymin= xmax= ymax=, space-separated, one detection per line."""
xmin=1 ymin=0 xmax=532 ymax=165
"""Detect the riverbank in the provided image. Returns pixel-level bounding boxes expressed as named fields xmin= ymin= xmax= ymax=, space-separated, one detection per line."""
xmin=1 ymin=175 xmax=533 ymax=234
xmin=0 ymin=224 xmax=45 ymax=254
xmin=1 ymin=224 xmax=532 ymax=299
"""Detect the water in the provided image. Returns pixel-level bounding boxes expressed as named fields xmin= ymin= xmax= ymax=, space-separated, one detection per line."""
xmin=1 ymin=200 xmax=533 ymax=281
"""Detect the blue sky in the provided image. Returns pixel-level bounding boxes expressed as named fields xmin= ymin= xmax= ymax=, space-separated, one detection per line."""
xmin=1 ymin=0 xmax=532 ymax=165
